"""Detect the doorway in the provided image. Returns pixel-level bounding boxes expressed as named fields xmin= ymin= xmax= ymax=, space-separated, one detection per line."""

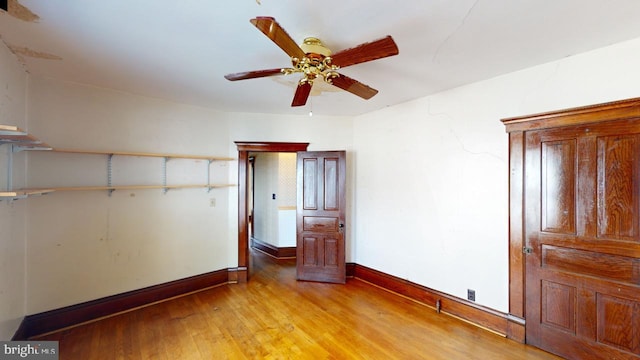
xmin=249 ymin=152 xmax=298 ymax=260
xmin=235 ymin=142 xmax=309 ymax=282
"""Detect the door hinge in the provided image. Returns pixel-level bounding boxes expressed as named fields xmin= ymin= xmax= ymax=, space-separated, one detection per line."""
xmin=523 ymin=247 xmax=533 ymax=254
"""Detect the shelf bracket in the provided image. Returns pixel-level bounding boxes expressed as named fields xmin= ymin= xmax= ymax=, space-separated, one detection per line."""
xmin=107 ymin=154 xmax=114 ymax=197
xmin=5 ymin=138 xmax=52 ymax=153
xmin=12 ymin=144 xmax=52 ymax=152
xmin=3 ymin=194 xmax=27 ymax=201
xmin=162 ymin=157 xmax=169 ymax=194
xmin=6 ymin=144 xmax=14 ymax=192
xmin=207 ymin=159 xmax=214 ymax=193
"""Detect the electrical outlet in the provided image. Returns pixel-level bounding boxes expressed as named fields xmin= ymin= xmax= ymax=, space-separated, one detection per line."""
xmin=467 ymin=289 xmax=476 ymax=302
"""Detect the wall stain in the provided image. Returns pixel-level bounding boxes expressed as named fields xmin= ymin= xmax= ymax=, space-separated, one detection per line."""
xmin=7 ymin=44 xmax=62 ymax=66
xmin=2 ymin=1 xmax=52 ymax=69
xmin=7 ymin=0 xmax=40 ymax=22
xmin=8 ymin=45 xmax=61 ymax=60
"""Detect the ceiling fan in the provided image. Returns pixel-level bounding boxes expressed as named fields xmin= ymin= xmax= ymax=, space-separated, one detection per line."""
xmin=224 ymin=17 xmax=399 ymax=107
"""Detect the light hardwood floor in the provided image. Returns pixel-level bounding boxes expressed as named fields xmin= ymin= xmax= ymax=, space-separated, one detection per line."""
xmin=36 ymin=251 xmax=560 ymax=359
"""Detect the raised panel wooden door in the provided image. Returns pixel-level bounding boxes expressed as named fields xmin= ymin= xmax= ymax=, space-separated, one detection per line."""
xmin=296 ymin=151 xmax=346 ymax=283
xmin=525 ymin=122 xmax=640 ymax=359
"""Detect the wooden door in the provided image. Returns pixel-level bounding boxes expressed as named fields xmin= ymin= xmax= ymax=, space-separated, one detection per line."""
xmin=296 ymin=151 xmax=346 ymax=283
xmin=524 ymin=121 xmax=640 ymax=359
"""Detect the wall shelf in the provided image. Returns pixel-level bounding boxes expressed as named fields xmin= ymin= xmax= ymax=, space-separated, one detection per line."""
xmin=0 ymin=189 xmax=55 ymax=200
xmin=53 ymin=148 xmax=234 ymax=162
xmin=0 ymin=125 xmax=53 ymax=151
xmin=1 ymin=126 xmax=53 ymax=200
xmin=25 ymin=184 xmax=236 ymax=192
xmin=1 ymin=125 xmax=236 ymax=200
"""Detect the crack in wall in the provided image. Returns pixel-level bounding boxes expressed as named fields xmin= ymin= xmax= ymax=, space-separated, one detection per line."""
xmin=426 ymin=97 xmax=505 ymax=163
xmin=449 ymin=128 xmax=504 ymax=163
xmin=0 ymin=37 xmax=27 ymax=72
xmin=432 ymin=0 xmax=480 ymax=63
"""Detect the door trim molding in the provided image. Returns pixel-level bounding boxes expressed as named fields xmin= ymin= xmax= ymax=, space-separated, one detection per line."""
xmin=502 ymin=97 xmax=640 ymax=133
xmin=235 ymin=142 xmax=309 ymax=282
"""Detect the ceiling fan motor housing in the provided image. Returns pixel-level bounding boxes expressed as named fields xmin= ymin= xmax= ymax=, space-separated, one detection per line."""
xmin=290 ymin=38 xmax=339 ymax=84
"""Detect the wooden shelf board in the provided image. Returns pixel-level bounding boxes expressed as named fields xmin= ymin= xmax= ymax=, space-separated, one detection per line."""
xmin=0 ymin=125 xmax=20 ymax=132
xmin=52 ymin=148 xmax=234 ymax=161
xmin=0 ymin=189 xmax=55 ymax=198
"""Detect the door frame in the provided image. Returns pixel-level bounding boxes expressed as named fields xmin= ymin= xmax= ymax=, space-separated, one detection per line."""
xmin=235 ymin=141 xmax=309 ymax=282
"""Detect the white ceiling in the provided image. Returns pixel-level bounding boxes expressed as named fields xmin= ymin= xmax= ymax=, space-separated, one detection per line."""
xmin=3 ymin=0 xmax=640 ymax=116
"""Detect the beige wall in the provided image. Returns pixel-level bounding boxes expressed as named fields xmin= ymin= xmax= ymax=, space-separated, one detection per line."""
xmin=24 ymin=77 xmax=234 ymax=313
xmin=353 ymin=36 xmax=640 ymax=312
xmin=253 ymin=152 xmax=279 ymax=246
xmin=0 ymin=44 xmax=28 ymax=340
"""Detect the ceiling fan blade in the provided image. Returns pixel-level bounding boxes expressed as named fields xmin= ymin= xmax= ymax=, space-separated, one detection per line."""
xmin=329 ymin=74 xmax=378 ymax=100
xmin=224 ymin=68 xmax=284 ymax=81
xmin=291 ymin=80 xmax=312 ymax=107
xmin=330 ymin=36 xmax=399 ymax=68
xmin=250 ymin=17 xmax=306 ymax=60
